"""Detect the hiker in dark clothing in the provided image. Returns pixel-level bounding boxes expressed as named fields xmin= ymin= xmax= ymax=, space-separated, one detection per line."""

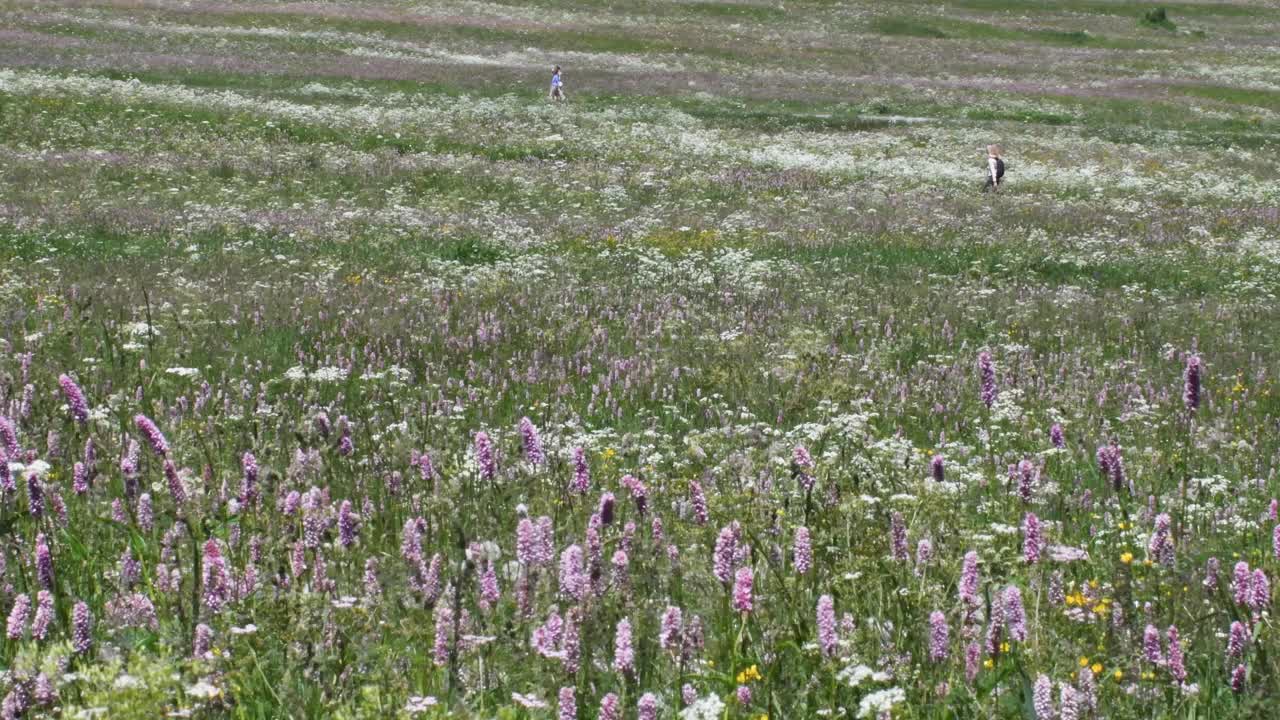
xmin=984 ymin=144 xmax=1005 ymax=192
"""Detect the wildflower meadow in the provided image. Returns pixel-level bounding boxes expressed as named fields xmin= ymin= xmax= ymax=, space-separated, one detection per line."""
xmin=1 ymin=0 xmax=1280 ymax=718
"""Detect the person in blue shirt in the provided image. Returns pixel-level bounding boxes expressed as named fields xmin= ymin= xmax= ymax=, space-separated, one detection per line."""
xmin=550 ymin=66 xmax=565 ymax=102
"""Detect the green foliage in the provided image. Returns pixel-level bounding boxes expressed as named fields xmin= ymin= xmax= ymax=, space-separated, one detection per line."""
xmin=1142 ymin=7 xmax=1177 ymax=30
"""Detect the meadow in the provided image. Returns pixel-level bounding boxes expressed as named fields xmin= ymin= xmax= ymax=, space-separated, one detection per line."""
xmin=2 ymin=0 xmax=1280 ymax=717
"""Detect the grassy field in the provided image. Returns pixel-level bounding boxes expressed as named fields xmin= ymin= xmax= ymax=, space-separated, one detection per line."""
xmin=2 ymin=0 xmax=1280 ymax=718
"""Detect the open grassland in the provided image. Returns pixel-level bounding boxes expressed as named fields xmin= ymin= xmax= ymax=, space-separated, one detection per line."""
xmin=2 ymin=0 xmax=1280 ymax=718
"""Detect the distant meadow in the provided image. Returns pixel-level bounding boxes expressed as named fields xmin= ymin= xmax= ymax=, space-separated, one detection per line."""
xmin=2 ymin=0 xmax=1280 ymax=718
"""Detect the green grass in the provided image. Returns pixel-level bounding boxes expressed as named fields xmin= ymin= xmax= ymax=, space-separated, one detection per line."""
xmin=871 ymin=17 xmax=949 ymax=38
xmin=872 ymin=14 xmax=1169 ymax=49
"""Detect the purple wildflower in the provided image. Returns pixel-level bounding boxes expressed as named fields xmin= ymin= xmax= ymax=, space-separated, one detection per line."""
xmin=613 ymin=618 xmax=634 ymax=674
xmin=817 ymin=595 xmax=837 ymax=658
xmin=474 ymin=431 xmax=496 ymax=481
xmin=337 ymin=500 xmax=358 ymax=548
xmin=611 ymin=549 xmax=630 ymax=589
xmin=202 ymin=539 xmax=231 ymax=613
xmin=1249 ymin=569 xmax=1270 ymax=610
xmin=1205 ymin=556 xmax=1220 ymax=591
xmin=561 ymin=608 xmax=581 ymax=674
xmin=793 ymin=444 xmax=815 ymax=492
xmin=916 ymin=538 xmax=934 ymax=570
xmin=241 ymin=451 xmax=259 ymax=508
xmin=931 ymin=454 xmax=944 ymax=482
xmin=713 ymin=522 xmax=738 ymax=583
xmin=137 ymin=493 xmax=154 ymax=532
xmin=119 ymin=548 xmax=141 ymax=589
xmin=134 ymin=414 xmax=169 ymax=457
xmin=1050 ymin=423 xmax=1065 ymax=449
xmin=1059 ymin=685 xmax=1080 ymax=720
xmin=1017 ymin=459 xmax=1037 ymax=503
xmin=432 ymin=604 xmax=453 ymax=666
xmin=733 ymin=567 xmax=754 ymax=614
xmin=0 ymin=416 xmax=17 ymax=456
xmin=518 ymin=417 xmax=544 ymax=465
xmin=689 ymin=480 xmax=708 ymax=525
xmin=959 ymin=551 xmax=980 ymax=605
xmin=1231 ymin=663 xmax=1247 ymax=692
xmin=480 ymin=564 xmax=500 ymax=606
xmin=362 ymin=558 xmax=381 ymax=604
xmin=570 ymin=446 xmax=590 ymax=494
xmin=890 ymin=511 xmax=909 ymax=562
xmin=517 ymin=518 xmax=537 ymax=565
xmin=1167 ymin=625 xmax=1187 ymax=682
xmin=1096 ymin=445 xmax=1113 ymax=480
xmin=35 ymin=533 xmax=53 ymax=591
xmin=418 ymin=451 xmax=436 ymax=486
xmin=978 ymin=351 xmax=996 ymax=408
xmin=31 ymin=590 xmax=53 ymax=641
xmin=964 ymin=643 xmax=980 ymax=684
xmin=1234 ymin=561 xmax=1252 ymax=606
xmin=623 ymin=475 xmax=647 ymax=515
xmin=26 ymin=472 xmax=43 ymax=518
xmin=72 ymin=601 xmax=92 ymax=654
xmin=1108 ymin=444 xmax=1128 ymax=492
xmin=1003 ymin=586 xmax=1027 ymax=643
xmin=1078 ymin=666 xmax=1097 ymax=711
xmin=193 ymin=623 xmax=213 ymax=659
xmin=1184 ymin=355 xmax=1201 ymax=412
xmin=532 ymin=609 xmax=563 ymax=658
xmin=736 ymin=686 xmax=752 ymax=707
xmin=559 ymin=545 xmax=587 ymax=601
xmin=58 ymin=374 xmax=90 ymax=424
xmin=1228 ymin=621 xmax=1248 ymax=661
xmin=121 ymin=438 xmax=140 ymax=481
xmin=681 ymin=685 xmax=696 ymax=706
xmin=0 ymin=449 xmax=11 ymax=493
xmin=929 ymin=610 xmax=949 ymax=662
xmin=1143 ymin=624 xmax=1163 ymax=664
xmin=6 ymin=594 xmax=30 ymax=639
xmin=1148 ymin=513 xmax=1174 ymax=566
xmin=660 ymin=606 xmax=683 ymax=652
xmin=793 ymin=526 xmax=812 ymax=574
xmin=536 ymin=516 xmax=555 ymax=565
xmin=1033 ymin=675 xmax=1054 ymax=720
xmin=598 ymin=693 xmax=620 ymax=720
xmin=638 ymin=693 xmax=659 ymax=720
xmin=682 ymin=615 xmax=704 ymax=662
xmin=72 ymin=462 xmax=88 ymax=495
xmin=1023 ymin=513 xmax=1041 ymax=564
xmin=34 ymin=674 xmax=55 ymax=707
xmin=598 ymin=492 xmax=615 ymax=526
xmin=164 ymin=460 xmax=186 ymax=506
xmin=558 ymin=687 xmax=576 ymax=720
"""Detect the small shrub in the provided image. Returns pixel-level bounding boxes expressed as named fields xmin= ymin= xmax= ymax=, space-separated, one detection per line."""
xmin=1142 ymin=7 xmax=1176 ymax=30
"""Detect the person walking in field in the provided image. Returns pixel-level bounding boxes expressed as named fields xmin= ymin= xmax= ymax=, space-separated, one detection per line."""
xmin=549 ymin=65 xmax=566 ymax=102
xmin=983 ymin=144 xmax=1005 ymax=192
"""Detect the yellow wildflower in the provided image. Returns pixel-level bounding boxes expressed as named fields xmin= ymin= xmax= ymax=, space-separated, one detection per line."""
xmin=1079 ymin=657 xmax=1089 ymax=668
xmin=1092 ymin=663 xmax=1103 ymax=675
xmin=737 ymin=665 xmax=762 ymax=684
xmin=1113 ymin=670 xmax=1124 ymax=681
xmin=1120 ymin=552 xmax=1133 ymax=564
